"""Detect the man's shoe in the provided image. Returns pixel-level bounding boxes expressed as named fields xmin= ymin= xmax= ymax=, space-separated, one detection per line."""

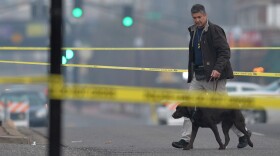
xmin=237 ymin=130 xmax=252 ymax=148
xmin=172 ymin=139 xmax=188 ymax=148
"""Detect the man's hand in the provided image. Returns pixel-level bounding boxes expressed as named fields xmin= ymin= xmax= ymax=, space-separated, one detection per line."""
xmin=211 ymin=70 xmax=221 ymax=78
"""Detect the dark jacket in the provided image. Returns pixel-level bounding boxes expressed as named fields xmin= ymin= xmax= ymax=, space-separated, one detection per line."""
xmin=187 ymin=21 xmax=234 ymax=83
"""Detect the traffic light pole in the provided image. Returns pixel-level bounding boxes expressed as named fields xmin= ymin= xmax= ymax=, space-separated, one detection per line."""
xmin=49 ymin=0 xmax=63 ymax=156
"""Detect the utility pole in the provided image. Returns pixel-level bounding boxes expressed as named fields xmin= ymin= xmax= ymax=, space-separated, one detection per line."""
xmin=49 ymin=0 xmax=63 ymax=155
xmin=232 ymin=26 xmax=242 ymax=75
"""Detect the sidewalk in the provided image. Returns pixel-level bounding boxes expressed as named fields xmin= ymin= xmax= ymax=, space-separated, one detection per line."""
xmin=0 ymin=120 xmax=30 ymax=144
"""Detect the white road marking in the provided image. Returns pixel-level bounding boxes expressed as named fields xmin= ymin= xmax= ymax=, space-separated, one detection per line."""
xmin=71 ymin=140 xmax=83 ymax=143
xmin=252 ymin=132 xmax=265 ymax=136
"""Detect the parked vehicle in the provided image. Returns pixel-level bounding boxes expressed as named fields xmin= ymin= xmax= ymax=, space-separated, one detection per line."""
xmin=0 ymin=88 xmax=48 ymax=127
xmin=226 ymin=81 xmax=261 ymax=93
xmin=226 ymin=81 xmax=265 ymax=124
xmin=228 ymin=80 xmax=280 ymax=124
xmin=156 ymin=102 xmax=183 ymax=125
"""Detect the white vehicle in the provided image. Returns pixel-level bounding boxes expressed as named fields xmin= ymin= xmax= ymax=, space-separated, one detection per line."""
xmin=226 ymin=81 xmax=265 ymax=124
xmin=0 ymin=88 xmax=48 ymax=127
xmin=156 ymin=102 xmax=183 ymax=125
xmin=228 ymin=80 xmax=280 ymax=124
xmin=226 ymin=81 xmax=261 ymax=93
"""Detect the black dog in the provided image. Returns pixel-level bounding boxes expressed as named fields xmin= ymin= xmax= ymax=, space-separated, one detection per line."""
xmin=172 ymin=106 xmax=253 ymax=150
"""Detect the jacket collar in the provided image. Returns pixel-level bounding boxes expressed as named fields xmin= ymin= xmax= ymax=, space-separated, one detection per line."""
xmin=189 ymin=20 xmax=210 ymax=32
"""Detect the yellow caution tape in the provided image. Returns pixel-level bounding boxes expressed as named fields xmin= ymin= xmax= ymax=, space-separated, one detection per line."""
xmin=0 ymin=74 xmax=278 ymax=110
xmin=0 ymin=46 xmax=278 ymax=109
xmin=233 ymin=71 xmax=280 ymax=77
xmin=0 ymin=76 xmax=48 ymax=84
xmin=0 ymin=60 xmax=48 ymax=66
xmin=48 ymin=81 xmax=280 ymax=110
xmin=0 ymin=47 xmax=188 ymax=51
xmin=0 ymin=46 xmax=280 ymax=51
xmin=65 ymin=63 xmax=186 ymax=72
xmin=1 ymin=60 xmax=280 ymax=77
xmin=0 ymin=60 xmax=186 ymax=72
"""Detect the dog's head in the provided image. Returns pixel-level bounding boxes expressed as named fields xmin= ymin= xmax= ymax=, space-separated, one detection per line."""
xmin=172 ymin=106 xmax=191 ymax=119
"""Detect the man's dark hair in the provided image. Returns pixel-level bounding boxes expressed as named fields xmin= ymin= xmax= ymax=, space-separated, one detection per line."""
xmin=191 ymin=4 xmax=206 ymax=14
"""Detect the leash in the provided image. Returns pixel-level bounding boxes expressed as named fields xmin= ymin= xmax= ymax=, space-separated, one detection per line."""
xmin=191 ymin=76 xmax=219 ymax=122
xmin=208 ymin=76 xmax=219 ymax=92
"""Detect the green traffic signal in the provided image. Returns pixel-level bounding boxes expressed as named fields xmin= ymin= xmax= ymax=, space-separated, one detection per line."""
xmin=72 ymin=8 xmax=83 ymax=18
xmin=65 ymin=49 xmax=74 ymax=59
xmin=122 ymin=16 xmax=134 ymax=27
xmin=62 ymin=49 xmax=74 ymax=64
xmin=62 ymin=56 xmax=67 ymax=64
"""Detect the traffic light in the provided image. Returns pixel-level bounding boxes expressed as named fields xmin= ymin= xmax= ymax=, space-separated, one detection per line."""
xmin=122 ymin=5 xmax=134 ymax=27
xmin=72 ymin=0 xmax=84 ymax=18
xmin=62 ymin=49 xmax=75 ymax=64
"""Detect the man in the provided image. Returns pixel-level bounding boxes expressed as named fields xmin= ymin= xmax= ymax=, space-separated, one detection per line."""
xmin=172 ymin=4 xmax=251 ymax=149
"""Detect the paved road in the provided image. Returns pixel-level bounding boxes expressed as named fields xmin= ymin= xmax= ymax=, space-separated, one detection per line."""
xmin=28 ymin=105 xmax=280 ymax=156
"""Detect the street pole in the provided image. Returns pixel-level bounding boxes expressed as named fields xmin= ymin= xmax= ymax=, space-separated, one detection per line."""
xmin=72 ymin=24 xmax=80 ymax=84
xmin=232 ymin=26 xmax=242 ymax=79
xmin=134 ymin=1 xmax=144 ymax=87
xmin=235 ymin=39 xmax=240 ymax=72
xmin=49 ymin=0 xmax=63 ymax=155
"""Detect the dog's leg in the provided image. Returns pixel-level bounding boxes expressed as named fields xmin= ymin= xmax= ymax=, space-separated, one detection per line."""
xmin=183 ymin=124 xmax=199 ymax=150
xmin=222 ymin=121 xmax=233 ymax=148
xmin=209 ymin=124 xmax=225 ymax=150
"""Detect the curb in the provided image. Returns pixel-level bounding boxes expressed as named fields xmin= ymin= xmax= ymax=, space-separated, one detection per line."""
xmin=0 ymin=120 xmax=30 ymax=144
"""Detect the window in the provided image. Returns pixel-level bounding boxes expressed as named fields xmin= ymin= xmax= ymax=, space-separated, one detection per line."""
xmin=242 ymin=87 xmax=258 ymax=91
xmin=227 ymin=87 xmax=237 ymax=92
xmin=0 ymin=92 xmax=45 ymax=107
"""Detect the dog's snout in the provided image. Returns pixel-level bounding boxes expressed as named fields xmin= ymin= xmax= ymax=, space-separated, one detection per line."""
xmin=172 ymin=111 xmax=183 ymax=119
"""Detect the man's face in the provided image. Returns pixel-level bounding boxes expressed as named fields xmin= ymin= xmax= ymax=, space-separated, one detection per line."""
xmin=192 ymin=12 xmax=207 ymax=28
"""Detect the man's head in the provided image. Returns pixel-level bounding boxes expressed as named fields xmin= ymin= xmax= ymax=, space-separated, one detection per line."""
xmin=191 ymin=4 xmax=208 ymax=28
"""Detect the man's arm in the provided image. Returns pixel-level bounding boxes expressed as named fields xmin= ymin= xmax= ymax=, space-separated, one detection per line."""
xmin=212 ymin=26 xmax=231 ymax=74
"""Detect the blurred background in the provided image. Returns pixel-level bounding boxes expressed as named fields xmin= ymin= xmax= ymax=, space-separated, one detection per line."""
xmin=0 ymin=0 xmax=279 ymax=127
